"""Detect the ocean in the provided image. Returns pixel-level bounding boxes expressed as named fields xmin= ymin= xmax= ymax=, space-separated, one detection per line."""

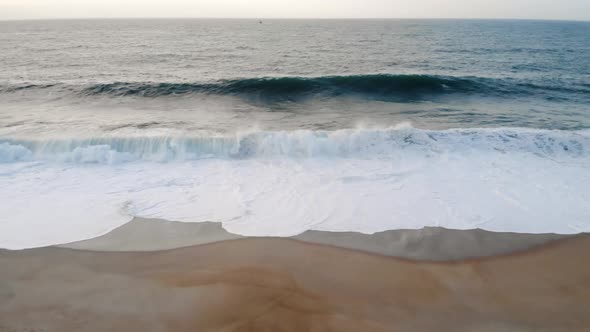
xmin=1 ymin=19 xmax=589 ymax=249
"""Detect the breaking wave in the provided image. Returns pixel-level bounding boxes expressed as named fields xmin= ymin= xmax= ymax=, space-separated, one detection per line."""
xmin=1 ymin=127 xmax=589 ymax=164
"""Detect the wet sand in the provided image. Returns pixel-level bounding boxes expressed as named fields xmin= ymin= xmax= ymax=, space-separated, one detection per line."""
xmin=1 ymin=220 xmax=589 ymax=331
xmin=62 ymin=217 xmax=569 ymax=261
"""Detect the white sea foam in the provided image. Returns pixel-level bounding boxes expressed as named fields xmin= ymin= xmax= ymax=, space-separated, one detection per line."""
xmin=1 ymin=127 xmax=589 ymax=163
xmin=1 ymin=127 xmax=589 ymax=249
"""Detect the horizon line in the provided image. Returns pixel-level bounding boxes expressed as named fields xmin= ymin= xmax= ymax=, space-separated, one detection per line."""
xmin=1 ymin=17 xmax=589 ymax=23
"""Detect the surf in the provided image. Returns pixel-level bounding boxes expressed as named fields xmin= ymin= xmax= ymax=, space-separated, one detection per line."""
xmin=1 ymin=137 xmax=589 ymax=249
xmin=1 ymin=127 xmax=589 ymax=164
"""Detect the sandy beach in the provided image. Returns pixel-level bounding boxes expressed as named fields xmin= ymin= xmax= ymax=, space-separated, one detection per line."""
xmin=2 ymin=13 xmax=590 ymax=332
xmin=1 ymin=218 xmax=589 ymax=332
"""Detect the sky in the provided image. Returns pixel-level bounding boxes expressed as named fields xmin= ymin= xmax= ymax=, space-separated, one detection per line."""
xmin=0 ymin=0 xmax=589 ymax=21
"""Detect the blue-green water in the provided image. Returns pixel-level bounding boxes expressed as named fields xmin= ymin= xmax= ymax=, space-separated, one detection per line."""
xmin=1 ymin=19 xmax=589 ymax=133
xmin=1 ymin=19 xmax=590 ymax=248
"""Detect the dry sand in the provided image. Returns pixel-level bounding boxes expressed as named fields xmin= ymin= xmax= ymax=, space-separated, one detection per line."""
xmin=1 ymin=221 xmax=589 ymax=332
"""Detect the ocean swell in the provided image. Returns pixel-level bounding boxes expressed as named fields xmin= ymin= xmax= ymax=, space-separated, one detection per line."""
xmin=2 ymin=75 xmax=588 ymax=102
xmin=80 ymin=75 xmax=479 ymax=99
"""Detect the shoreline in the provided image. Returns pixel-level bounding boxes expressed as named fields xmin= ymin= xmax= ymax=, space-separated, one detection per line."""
xmin=60 ymin=217 xmax=572 ymax=261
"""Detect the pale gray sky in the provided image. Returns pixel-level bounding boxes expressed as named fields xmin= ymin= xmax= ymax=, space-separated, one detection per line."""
xmin=0 ymin=0 xmax=589 ymax=21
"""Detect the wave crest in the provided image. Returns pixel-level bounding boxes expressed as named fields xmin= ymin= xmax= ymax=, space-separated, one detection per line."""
xmin=1 ymin=127 xmax=589 ymax=164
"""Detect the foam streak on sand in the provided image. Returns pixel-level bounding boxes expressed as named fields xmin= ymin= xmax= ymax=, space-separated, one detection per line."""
xmin=1 ymin=127 xmax=590 ymax=249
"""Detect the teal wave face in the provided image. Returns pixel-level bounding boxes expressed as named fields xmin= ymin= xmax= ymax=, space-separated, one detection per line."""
xmin=80 ymin=75 xmax=479 ymax=100
xmin=3 ymin=75 xmax=588 ymax=104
